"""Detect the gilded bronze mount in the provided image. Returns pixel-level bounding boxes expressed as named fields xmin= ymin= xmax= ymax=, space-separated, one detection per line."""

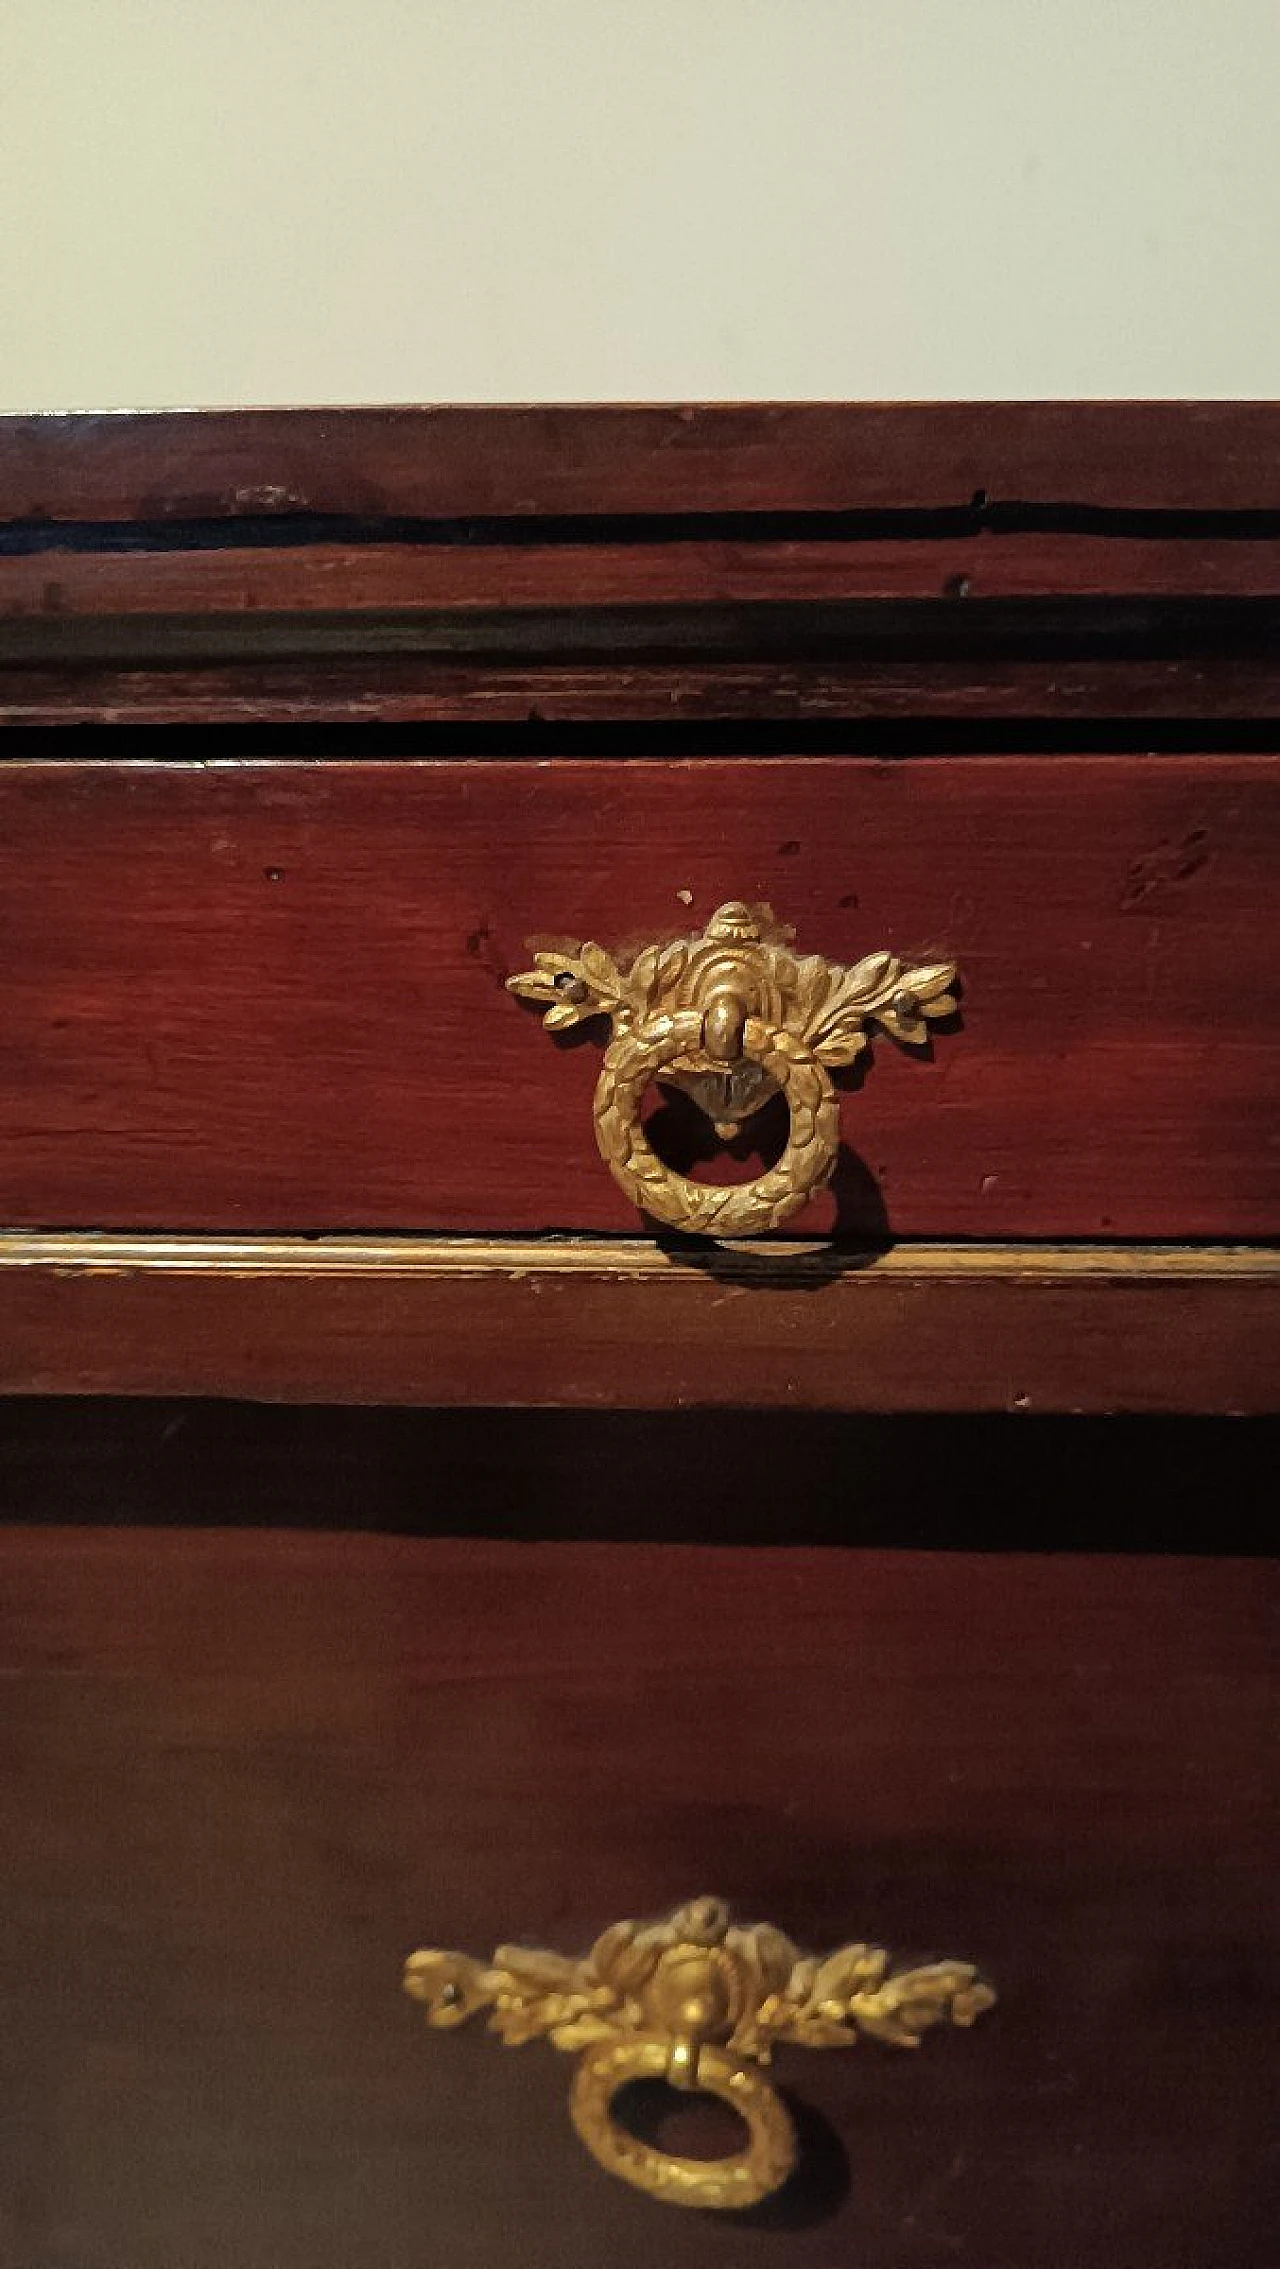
xmin=507 ymin=902 xmax=958 ymax=1236
xmin=405 ymin=1895 xmax=994 ymax=2211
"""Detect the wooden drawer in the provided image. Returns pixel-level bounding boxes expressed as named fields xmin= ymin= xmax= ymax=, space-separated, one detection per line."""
xmin=0 ymin=405 xmax=1276 ymax=2269
xmin=2 ymin=752 xmax=1277 ymax=1239
xmin=0 ymin=1524 xmax=1272 ymax=2269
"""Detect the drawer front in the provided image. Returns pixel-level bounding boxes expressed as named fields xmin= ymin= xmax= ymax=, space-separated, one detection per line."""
xmin=1 ymin=754 xmax=1277 ymax=1237
xmin=0 ymin=1531 xmax=1272 ymax=2269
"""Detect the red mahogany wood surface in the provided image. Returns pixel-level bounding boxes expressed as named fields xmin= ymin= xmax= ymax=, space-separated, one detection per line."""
xmin=5 ymin=405 xmax=1278 ymax=721
xmin=5 ymin=536 xmax=1280 ymax=616
xmin=0 ymin=754 xmax=1277 ymax=1238
xmin=3 ymin=401 xmax=1279 ymax=519
xmin=0 ymin=1238 xmax=1275 ymax=1412
xmin=0 ymin=1528 xmax=1273 ymax=2269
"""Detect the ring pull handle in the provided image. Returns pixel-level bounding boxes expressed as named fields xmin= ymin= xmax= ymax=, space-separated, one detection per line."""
xmin=507 ymin=902 xmax=958 ymax=1237
xmin=405 ymin=1895 xmax=994 ymax=2212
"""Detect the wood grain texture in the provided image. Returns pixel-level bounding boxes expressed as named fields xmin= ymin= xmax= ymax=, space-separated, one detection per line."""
xmin=4 ymin=593 xmax=1280 ymax=724
xmin=7 ymin=596 xmax=1266 ymax=666
xmin=8 ymin=652 xmax=1280 ymax=723
xmin=0 ymin=1529 xmax=1273 ymax=2269
xmin=0 ymin=1237 xmax=1275 ymax=1412
xmin=5 ymin=534 xmax=1280 ymax=616
xmin=3 ymin=402 xmax=1280 ymax=520
xmin=1 ymin=756 xmax=1276 ymax=1238
xmin=5 ymin=407 xmax=1277 ymax=720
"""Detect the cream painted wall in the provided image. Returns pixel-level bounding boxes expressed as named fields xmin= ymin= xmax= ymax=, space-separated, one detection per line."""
xmin=2 ymin=0 xmax=1277 ymax=411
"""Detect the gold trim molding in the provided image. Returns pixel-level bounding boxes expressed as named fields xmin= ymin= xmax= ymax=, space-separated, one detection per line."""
xmin=0 ymin=1231 xmax=1270 ymax=1282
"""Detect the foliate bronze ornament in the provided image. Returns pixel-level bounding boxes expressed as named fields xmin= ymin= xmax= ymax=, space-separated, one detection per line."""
xmin=507 ymin=902 xmax=958 ymax=1235
xmin=404 ymin=1895 xmax=995 ymax=2211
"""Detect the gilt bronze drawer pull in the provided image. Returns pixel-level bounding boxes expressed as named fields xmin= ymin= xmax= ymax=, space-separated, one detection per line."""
xmin=405 ymin=1895 xmax=994 ymax=2211
xmin=507 ymin=902 xmax=958 ymax=1236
